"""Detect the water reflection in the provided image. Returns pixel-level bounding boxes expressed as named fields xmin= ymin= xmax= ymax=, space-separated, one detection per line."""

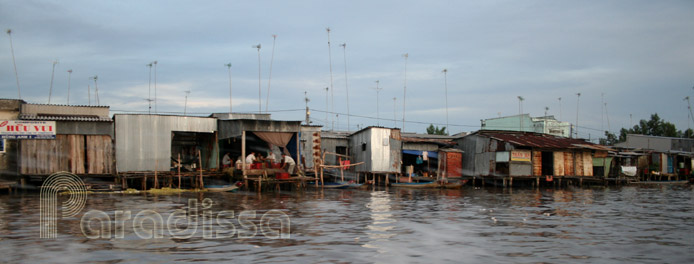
xmin=363 ymin=191 xmax=395 ymax=252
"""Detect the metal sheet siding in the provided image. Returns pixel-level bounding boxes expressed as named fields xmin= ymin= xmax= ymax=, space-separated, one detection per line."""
xmin=115 ymin=115 xmax=217 ymax=172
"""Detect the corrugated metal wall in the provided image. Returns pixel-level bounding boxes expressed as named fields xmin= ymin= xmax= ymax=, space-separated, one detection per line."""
xmin=115 ymin=115 xmax=217 ymax=172
xmin=300 ymin=126 xmax=321 ymax=169
xmin=349 ymin=128 xmax=401 ymax=173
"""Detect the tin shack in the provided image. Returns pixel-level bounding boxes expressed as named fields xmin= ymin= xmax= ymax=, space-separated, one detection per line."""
xmin=455 ymin=130 xmax=609 ymax=186
xmin=400 ymin=133 xmax=457 ymax=178
xmin=348 ymin=126 xmax=402 ymax=183
xmin=16 ymin=103 xmax=114 ymax=181
xmin=114 ymin=114 xmax=218 ymax=188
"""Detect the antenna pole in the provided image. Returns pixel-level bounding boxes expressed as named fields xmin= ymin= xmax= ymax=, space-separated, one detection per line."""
xmin=225 ymin=63 xmax=232 ymax=113
xmin=7 ymin=29 xmax=21 ymax=98
xmin=87 ymin=84 xmax=91 ymax=106
xmin=575 ymin=92 xmax=581 ymax=138
xmin=254 ymin=44 xmax=262 ymax=113
xmin=93 ymin=75 xmax=100 ymax=106
xmin=341 ymin=43 xmax=350 ymax=131
xmin=326 ymin=28 xmax=335 ymax=131
xmin=304 ymin=91 xmax=310 ymax=125
xmin=48 ymin=60 xmax=58 ymax=104
xmin=184 ymin=90 xmax=191 ymax=115
xmin=266 ymin=35 xmax=276 ymax=113
xmin=402 ymin=53 xmax=408 ymax=131
xmin=153 ymin=61 xmax=158 ymax=113
xmin=67 ymin=69 xmax=72 ymax=105
xmin=442 ymin=69 xmax=449 ymax=135
xmin=147 ymin=63 xmax=153 ymax=114
xmin=325 ymin=87 xmax=329 ymax=126
xmin=393 ymin=97 xmax=397 ymax=127
xmin=374 ymin=80 xmax=382 ymax=126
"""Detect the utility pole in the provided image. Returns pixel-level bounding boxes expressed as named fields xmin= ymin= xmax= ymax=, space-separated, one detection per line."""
xmin=66 ymin=69 xmax=72 ymax=105
xmin=7 ymin=29 xmax=21 ymax=98
xmin=48 ymin=60 xmax=58 ymax=104
xmin=225 ymin=63 xmax=232 ymax=113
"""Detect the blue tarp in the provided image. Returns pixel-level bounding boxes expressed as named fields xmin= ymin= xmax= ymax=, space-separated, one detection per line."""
xmin=402 ymin=149 xmax=438 ymax=159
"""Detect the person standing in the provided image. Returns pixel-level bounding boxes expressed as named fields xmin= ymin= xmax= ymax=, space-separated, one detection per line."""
xmin=282 ymin=154 xmax=296 ymax=175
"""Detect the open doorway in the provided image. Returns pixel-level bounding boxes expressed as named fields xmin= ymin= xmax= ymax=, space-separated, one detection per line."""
xmin=541 ymin=151 xmax=553 ymax=175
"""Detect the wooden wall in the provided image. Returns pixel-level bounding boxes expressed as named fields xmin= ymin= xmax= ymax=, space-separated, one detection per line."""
xmin=20 ymin=135 xmax=113 ymax=175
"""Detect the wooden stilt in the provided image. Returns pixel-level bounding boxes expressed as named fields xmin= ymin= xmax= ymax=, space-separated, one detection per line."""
xmin=198 ymin=150 xmax=204 ymax=189
xmin=154 ymin=160 xmax=159 ymax=189
xmin=178 ymin=154 xmax=182 ymax=189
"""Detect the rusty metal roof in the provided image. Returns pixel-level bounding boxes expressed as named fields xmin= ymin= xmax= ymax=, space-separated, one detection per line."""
xmin=20 ymin=114 xmax=113 ymax=122
xmin=478 ymin=130 xmax=610 ymax=150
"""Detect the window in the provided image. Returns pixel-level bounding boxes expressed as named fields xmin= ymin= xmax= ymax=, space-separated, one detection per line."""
xmin=361 ymin=143 xmax=367 ymax=151
xmin=0 ymin=139 xmax=5 ymax=153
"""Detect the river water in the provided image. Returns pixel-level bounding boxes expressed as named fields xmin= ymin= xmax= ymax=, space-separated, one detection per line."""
xmin=1 ymin=185 xmax=692 ymax=263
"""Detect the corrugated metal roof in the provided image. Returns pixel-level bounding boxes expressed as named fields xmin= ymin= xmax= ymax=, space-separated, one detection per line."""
xmin=20 ymin=114 xmax=113 ymax=122
xmin=478 ymin=130 xmax=606 ymax=150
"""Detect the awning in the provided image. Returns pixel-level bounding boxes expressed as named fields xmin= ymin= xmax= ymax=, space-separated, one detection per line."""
xmin=402 ymin=149 xmax=438 ymax=159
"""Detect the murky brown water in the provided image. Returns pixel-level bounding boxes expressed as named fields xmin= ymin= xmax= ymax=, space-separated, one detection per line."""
xmin=1 ymin=185 xmax=693 ymax=263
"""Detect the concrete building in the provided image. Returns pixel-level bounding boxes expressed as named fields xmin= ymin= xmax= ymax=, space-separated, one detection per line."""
xmin=481 ymin=114 xmax=572 ymax=138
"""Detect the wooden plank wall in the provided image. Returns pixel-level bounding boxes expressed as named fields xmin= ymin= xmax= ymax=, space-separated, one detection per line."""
xmin=20 ymin=135 xmax=112 ymax=175
xmin=532 ymin=151 xmax=542 ymax=176
xmin=553 ymin=152 xmax=565 ymax=176
xmin=582 ymin=151 xmax=593 ymax=176
xmin=564 ymin=152 xmax=574 ymax=176
xmin=575 ymin=152 xmax=584 ymax=176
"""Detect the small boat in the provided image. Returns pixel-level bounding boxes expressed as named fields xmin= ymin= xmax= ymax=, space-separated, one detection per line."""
xmin=205 ymin=183 xmax=241 ymax=192
xmin=439 ymin=180 xmax=465 ymax=189
xmin=390 ymin=182 xmax=440 ymax=188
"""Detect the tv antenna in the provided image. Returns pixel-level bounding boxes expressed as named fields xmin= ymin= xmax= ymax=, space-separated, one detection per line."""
xmin=184 ymin=90 xmax=191 ymax=115
xmin=266 ymin=35 xmax=277 ymax=113
xmin=48 ymin=60 xmax=59 ymax=104
xmin=253 ymin=44 xmax=262 ymax=113
xmin=66 ymin=69 xmax=73 ymax=105
xmin=225 ymin=63 xmax=232 ymax=113
xmin=372 ymin=80 xmax=383 ymax=126
xmin=340 ymin=42 xmax=350 ymax=131
xmin=6 ymin=29 xmax=21 ymax=98
xmin=90 ymin=75 xmax=99 ymax=106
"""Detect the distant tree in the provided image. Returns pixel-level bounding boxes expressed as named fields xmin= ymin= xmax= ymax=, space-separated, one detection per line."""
xmin=426 ymin=124 xmax=447 ymax=135
xmin=601 ymin=113 xmax=689 ymax=145
xmin=599 ymin=131 xmax=619 ymax=146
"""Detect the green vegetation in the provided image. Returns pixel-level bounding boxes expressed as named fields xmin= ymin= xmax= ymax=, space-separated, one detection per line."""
xmin=600 ymin=113 xmax=694 ymax=145
xmin=426 ymin=124 xmax=447 ymax=135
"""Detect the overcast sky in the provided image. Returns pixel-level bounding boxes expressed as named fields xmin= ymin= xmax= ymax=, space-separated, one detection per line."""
xmin=1 ymin=0 xmax=693 ymax=139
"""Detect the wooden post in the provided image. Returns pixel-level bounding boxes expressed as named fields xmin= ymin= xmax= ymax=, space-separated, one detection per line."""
xmin=143 ymin=174 xmax=147 ymax=190
xmin=339 ymin=157 xmax=345 ymax=182
xmin=178 ymin=153 xmax=182 ymax=189
xmin=242 ymin=131 xmax=247 ymax=188
xmin=296 ymin=132 xmax=300 ymax=174
xmin=154 ymin=160 xmax=159 ymax=189
xmin=198 ymin=149 xmax=203 ymax=189
xmin=386 ymin=173 xmax=389 ymax=185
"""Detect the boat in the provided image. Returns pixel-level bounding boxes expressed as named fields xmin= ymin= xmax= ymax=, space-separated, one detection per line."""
xmin=390 ymin=182 xmax=440 ymax=188
xmin=205 ymin=183 xmax=241 ymax=192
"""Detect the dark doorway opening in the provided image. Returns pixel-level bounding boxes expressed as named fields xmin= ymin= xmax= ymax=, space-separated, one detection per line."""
xmin=541 ymin=151 xmax=553 ymax=175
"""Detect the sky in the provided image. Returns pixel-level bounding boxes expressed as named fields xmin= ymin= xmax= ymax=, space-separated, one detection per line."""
xmin=1 ymin=0 xmax=693 ymax=140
